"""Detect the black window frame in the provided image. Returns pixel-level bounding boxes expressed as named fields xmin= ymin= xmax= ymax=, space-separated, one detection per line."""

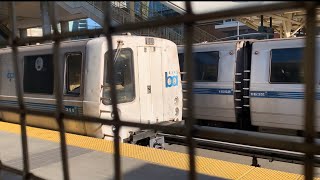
xmin=178 ymin=53 xmax=185 ymax=80
xmin=269 ymin=47 xmax=304 ymax=84
xmin=178 ymin=51 xmax=220 ymax=82
xmin=65 ymin=52 xmax=83 ymax=96
xmin=23 ymin=54 xmax=54 ymax=94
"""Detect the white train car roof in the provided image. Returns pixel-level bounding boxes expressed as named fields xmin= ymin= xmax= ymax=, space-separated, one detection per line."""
xmin=242 ymin=36 xmax=320 ymax=49
xmin=251 ymin=35 xmax=320 ymax=43
xmin=176 ymin=39 xmax=255 ymax=53
xmin=251 ymin=36 xmax=320 ymax=52
xmin=0 ymin=35 xmax=177 ymax=54
xmin=85 ymin=35 xmax=177 ymax=49
xmin=177 ymin=39 xmax=241 ymax=47
xmin=0 ymin=38 xmax=91 ymax=54
xmin=177 ymin=36 xmax=320 ymax=53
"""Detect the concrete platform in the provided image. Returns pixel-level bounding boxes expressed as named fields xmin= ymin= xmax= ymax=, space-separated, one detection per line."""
xmin=0 ymin=130 xmax=226 ymax=180
xmin=0 ymin=121 xmax=316 ymax=180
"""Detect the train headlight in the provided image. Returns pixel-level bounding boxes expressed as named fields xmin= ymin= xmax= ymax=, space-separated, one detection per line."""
xmin=174 ymin=97 xmax=179 ymax=105
xmin=175 ymin=107 xmax=179 ymax=116
xmin=111 ymin=109 xmax=120 ymax=119
xmin=112 ymin=125 xmax=116 ymax=133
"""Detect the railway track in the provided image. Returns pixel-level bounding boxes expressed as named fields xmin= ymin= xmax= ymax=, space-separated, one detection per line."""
xmin=160 ymin=132 xmax=320 ymax=167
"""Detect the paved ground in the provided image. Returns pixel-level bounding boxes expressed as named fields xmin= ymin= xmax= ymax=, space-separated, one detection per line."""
xmin=0 ymin=131 xmax=224 ymax=180
xmin=0 ymin=126 xmax=318 ymax=180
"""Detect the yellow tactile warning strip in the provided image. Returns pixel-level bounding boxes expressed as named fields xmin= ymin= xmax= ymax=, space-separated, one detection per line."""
xmin=238 ymin=167 xmax=301 ymax=180
xmin=0 ymin=121 xmax=312 ymax=180
xmin=298 ymin=176 xmax=320 ymax=180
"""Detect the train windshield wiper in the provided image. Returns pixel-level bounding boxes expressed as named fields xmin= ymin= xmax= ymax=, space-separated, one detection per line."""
xmin=113 ymin=40 xmax=124 ymax=64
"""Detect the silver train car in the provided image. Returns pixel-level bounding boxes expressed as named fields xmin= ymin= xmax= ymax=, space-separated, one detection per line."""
xmin=178 ymin=37 xmax=320 ymax=134
xmin=0 ymin=35 xmax=183 ymax=144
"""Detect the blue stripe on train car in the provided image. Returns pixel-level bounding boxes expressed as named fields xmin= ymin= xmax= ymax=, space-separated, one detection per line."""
xmin=0 ymin=100 xmax=83 ymax=115
xmin=183 ymin=88 xmax=234 ymax=95
xmin=250 ymin=91 xmax=320 ymax=100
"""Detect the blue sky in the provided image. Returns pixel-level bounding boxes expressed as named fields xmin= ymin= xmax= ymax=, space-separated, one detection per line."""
xmin=87 ymin=18 xmax=101 ymax=29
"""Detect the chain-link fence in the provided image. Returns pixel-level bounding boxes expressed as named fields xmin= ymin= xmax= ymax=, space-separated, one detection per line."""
xmin=0 ymin=1 xmax=319 ymax=180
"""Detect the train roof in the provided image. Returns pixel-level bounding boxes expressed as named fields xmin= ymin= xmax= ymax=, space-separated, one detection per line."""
xmin=250 ymin=35 xmax=320 ymax=44
xmin=0 ymin=38 xmax=91 ymax=52
xmin=177 ymin=39 xmax=248 ymax=47
xmin=177 ymin=35 xmax=320 ymax=48
xmin=0 ymin=34 xmax=176 ymax=52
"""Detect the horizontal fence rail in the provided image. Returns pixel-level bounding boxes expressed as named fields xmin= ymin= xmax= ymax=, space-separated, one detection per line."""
xmin=0 ymin=1 xmax=319 ymax=180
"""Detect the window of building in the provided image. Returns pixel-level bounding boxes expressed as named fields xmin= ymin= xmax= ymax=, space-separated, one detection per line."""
xmin=103 ymin=48 xmax=135 ymax=105
xmin=65 ymin=52 xmax=82 ymax=96
xmin=178 ymin=51 xmax=220 ymax=82
xmin=23 ymin=54 xmax=54 ymax=94
xmin=270 ymin=47 xmax=303 ymax=83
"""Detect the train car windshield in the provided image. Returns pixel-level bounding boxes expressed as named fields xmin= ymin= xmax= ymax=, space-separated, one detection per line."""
xmin=103 ymin=48 xmax=135 ymax=105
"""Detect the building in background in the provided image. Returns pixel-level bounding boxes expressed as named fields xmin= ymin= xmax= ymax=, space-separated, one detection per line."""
xmin=214 ymin=19 xmax=257 ymax=39
xmin=71 ymin=19 xmax=88 ymax=32
xmin=130 ymin=1 xmax=258 ymax=40
xmin=25 ymin=18 xmax=101 ymax=39
xmin=8 ymin=1 xmax=261 ymax=42
xmin=69 ymin=19 xmax=88 ymax=40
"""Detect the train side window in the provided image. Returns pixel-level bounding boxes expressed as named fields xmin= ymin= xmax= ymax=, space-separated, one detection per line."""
xmin=23 ymin=54 xmax=54 ymax=94
xmin=270 ymin=48 xmax=303 ymax=83
xmin=194 ymin=51 xmax=219 ymax=82
xmin=65 ymin=52 xmax=82 ymax=96
xmin=102 ymin=48 xmax=135 ymax=105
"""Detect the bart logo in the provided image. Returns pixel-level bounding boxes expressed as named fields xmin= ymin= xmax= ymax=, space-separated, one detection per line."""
xmin=165 ymin=71 xmax=179 ymax=88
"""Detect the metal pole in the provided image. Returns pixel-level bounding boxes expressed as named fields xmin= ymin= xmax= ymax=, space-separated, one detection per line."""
xmin=303 ymin=2 xmax=317 ymax=180
xmin=103 ymin=2 xmax=122 ymax=180
xmin=184 ymin=2 xmax=196 ymax=180
xmin=129 ymin=1 xmax=135 ymax=22
xmin=60 ymin=21 xmax=70 ymax=40
xmin=237 ymin=21 xmax=240 ymax=40
xmin=40 ymin=1 xmax=51 ymax=42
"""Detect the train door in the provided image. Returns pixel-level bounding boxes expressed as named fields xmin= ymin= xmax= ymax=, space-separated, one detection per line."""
xmin=138 ymin=46 xmax=164 ymax=124
xmin=150 ymin=47 xmax=164 ymax=123
xmin=63 ymin=51 xmax=87 ymax=135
